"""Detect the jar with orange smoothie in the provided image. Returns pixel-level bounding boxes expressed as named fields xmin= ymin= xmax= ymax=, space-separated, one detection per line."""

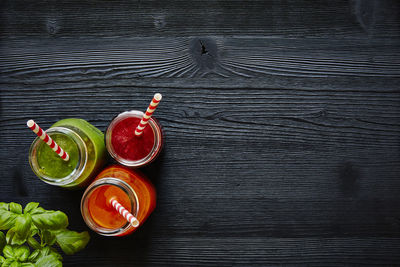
xmin=80 ymin=165 xmax=156 ymax=236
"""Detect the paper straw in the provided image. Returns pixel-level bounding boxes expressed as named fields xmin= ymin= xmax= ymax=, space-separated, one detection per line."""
xmin=110 ymin=198 xmax=140 ymax=227
xmin=27 ymin=120 xmax=69 ymax=161
xmin=134 ymin=93 xmax=162 ymax=136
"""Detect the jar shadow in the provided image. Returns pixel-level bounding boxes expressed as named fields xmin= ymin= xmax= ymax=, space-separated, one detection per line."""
xmin=141 ymin=148 xmax=165 ymax=188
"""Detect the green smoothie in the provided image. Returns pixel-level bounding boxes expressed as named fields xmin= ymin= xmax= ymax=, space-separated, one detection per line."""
xmin=37 ymin=133 xmax=80 ymax=178
xmin=30 ymin=118 xmax=106 ymax=188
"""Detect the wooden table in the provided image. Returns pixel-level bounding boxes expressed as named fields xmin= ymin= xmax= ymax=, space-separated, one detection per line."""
xmin=1 ymin=0 xmax=400 ymax=266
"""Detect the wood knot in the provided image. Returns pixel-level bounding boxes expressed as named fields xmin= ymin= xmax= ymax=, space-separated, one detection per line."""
xmin=46 ymin=18 xmax=61 ymax=35
xmin=153 ymin=15 xmax=166 ymax=30
xmin=189 ymin=38 xmax=218 ymax=70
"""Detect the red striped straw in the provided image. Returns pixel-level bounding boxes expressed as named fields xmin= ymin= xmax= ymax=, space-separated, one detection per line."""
xmin=134 ymin=93 xmax=162 ymax=136
xmin=27 ymin=120 xmax=69 ymax=161
xmin=110 ymin=198 xmax=140 ymax=227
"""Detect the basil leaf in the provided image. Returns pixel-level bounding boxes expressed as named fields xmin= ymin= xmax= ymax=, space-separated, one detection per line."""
xmin=29 ymin=226 xmax=38 ymax=238
xmin=27 ymin=249 xmax=40 ymax=262
xmin=14 ymin=215 xmax=32 ymax=242
xmin=0 ymin=231 xmax=6 ymax=252
xmin=21 ymin=263 xmax=35 ymax=267
xmin=26 ymin=237 xmax=40 ymax=250
xmin=39 ymin=246 xmax=50 ymax=256
xmin=6 ymin=228 xmax=27 ymax=246
xmin=0 ymin=206 xmax=18 ymax=230
xmin=1 ymin=258 xmax=15 ymax=267
xmin=34 ymin=255 xmax=61 ymax=267
xmin=54 ymin=229 xmax=90 ymax=255
xmin=23 ymin=203 xmax=39 ymax=215
xmin=14 ymin=245 xmax=30 ymax=262
xmin=9 ymin=203 xmax=22 ymax=215
xmin=9 ymin=261 xmax=21 ymax=267
xmin=31 ymin=211 xmax=68 ymax=230
xmin=0 ymin=255 xmax=5 ymax=265
xmin=48 ymin=248 xmax=62 ymax=262
xmin=29 ymin=208 xmax=45 ymax=216
xmin=3 ymin=245 xmax=14 ymax=259
xmin=28 ymin=247 xmax=55 ymax=264
xmin=42 ymin=230 xmax=56 ymax=247
xmin=36 ymin=246 xmax=62 ymax=260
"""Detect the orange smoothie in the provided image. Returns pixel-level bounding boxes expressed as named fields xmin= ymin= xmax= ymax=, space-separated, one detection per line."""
xmin=81 ymin=165 xmax=156 ymax=236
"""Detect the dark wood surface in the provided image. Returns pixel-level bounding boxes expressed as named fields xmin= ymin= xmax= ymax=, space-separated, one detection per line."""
xmin=1 ymin=0 xmax=400 ymax=266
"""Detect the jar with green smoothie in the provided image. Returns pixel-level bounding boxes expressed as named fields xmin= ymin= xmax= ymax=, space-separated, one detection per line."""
xmin=29 ymin=119 xmax=107 ymax=188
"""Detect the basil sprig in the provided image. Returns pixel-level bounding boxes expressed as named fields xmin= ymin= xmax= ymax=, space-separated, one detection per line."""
xmin=0 ymin=202 xmax=90 ymax=267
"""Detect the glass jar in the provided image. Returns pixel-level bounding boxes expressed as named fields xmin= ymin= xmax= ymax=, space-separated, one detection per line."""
xmin=29 ymin=118 xmax=106 ymax=188
xmin=80 ymin=165 xmax=156 ymax=236
xmin=105 ymin=110 xmax=163 ymax=168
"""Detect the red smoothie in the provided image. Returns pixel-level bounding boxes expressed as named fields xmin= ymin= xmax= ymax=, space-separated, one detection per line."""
xmin=106 ymin=110 xmax=163 ymax=168
xmin=111 ymin=117 xmax=155 ymax=161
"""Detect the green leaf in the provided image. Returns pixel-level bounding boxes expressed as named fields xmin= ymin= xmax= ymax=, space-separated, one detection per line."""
xmin=27 ymin=249 xmax=40 ymax=263
xmin=48 ymin=248 xmax=62 ymax=262
xmin=54 ymin=229 xmax=90 ymax=255
xmin=3 ymin=245 xmax=14 ymax=259
xmin=29 ymin=224 xmax=38 ymax=242
xmin=41 ymin=231 xmax=56 ymax=247
xmin=6 ymin=228 xmax=27 ymax=246
xmin=29 ymin=227 xmax=38 ymax=238
xmin=23 ymin=204 xmax=39 ymax=215
xmin=29 ymin=208 xmax=45 ymax=216
xmin=26 ymin=238 xmax=40 ymax=251
xmin=31 ymin=211 xmax=68 ymax=230
xmin=21 ymin=263 xmax=35 ymax=267
xmin=0 ymin=204 xmax=18 ymax=230
xmin=32 ymin=246 xmax=62 ymax=262
xmin=14 ymin=245 xmax=30 ymax=262
xmin=0 ymin=256 xmax=5 ymax=265
xmin=0 ymin=232 xmax=6 ymax=251
xmin=38 ymin=246 xmax=50 ymax=256
xmin=1 ymin=258 xmax=16 ymax=267
xmin=14 ymin=215 xmax=32 ymax=242
xmin=34 ymin=255 xmax=61 ymax=267
xmin=9 ymin=204 xmax=22 ymax=215
xmin=9 ymin=262 xmax=21 ymax=267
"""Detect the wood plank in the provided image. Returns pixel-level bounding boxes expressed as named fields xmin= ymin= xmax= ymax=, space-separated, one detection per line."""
xmin=1 ymin=37 xmax=399 ymax=80
xmin=0 ymin=86 xmax=399 ymax=239
xmin=62 ymin=237 xmax=400 ymax=266
xmin=1 ymin=0 xmax=399 ymax=38
xmin=1 ymin=1 xmax=399 ymax=265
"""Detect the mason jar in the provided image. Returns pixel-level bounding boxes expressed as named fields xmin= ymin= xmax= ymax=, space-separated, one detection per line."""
xmin=80 ymin=165 xmax=156 ymax=236
xmin=105 ymin=110 xmax=163 ymax=168
xmin=29 ymin=118 xmax=106 ymax=188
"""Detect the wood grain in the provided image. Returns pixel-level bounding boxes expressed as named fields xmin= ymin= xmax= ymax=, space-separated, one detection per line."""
xmin=1 ymin=37 xmax=399 ymax=79
xmin=1 ymin=0 xmax=400 ymax=266
xmin=1 ymin=0 xmax=399 ymax=38
xmin=63 ymin=237 xmax=400 ymax=266
xmin=1 ymin=86 xmax=399 ymax=237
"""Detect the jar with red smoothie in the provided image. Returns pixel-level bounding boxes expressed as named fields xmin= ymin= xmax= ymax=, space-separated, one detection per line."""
xmin=105 ymin=110 xmax=163 ymax=168
xmin=80 ymin=165 xmax=156 ymax=236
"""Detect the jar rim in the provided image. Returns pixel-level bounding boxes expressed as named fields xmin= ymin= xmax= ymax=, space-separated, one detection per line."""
xmin=105 ymin=110 xmax=162 ymax=168
xmin=28 ymin=126 xmax=88 ymax=186
xmin=80 ymin=177 xmax=139 ymax=236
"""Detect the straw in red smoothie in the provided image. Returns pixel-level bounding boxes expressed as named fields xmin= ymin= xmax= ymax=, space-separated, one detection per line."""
xmin=134 ymin=93 xmax=162 ymax=136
